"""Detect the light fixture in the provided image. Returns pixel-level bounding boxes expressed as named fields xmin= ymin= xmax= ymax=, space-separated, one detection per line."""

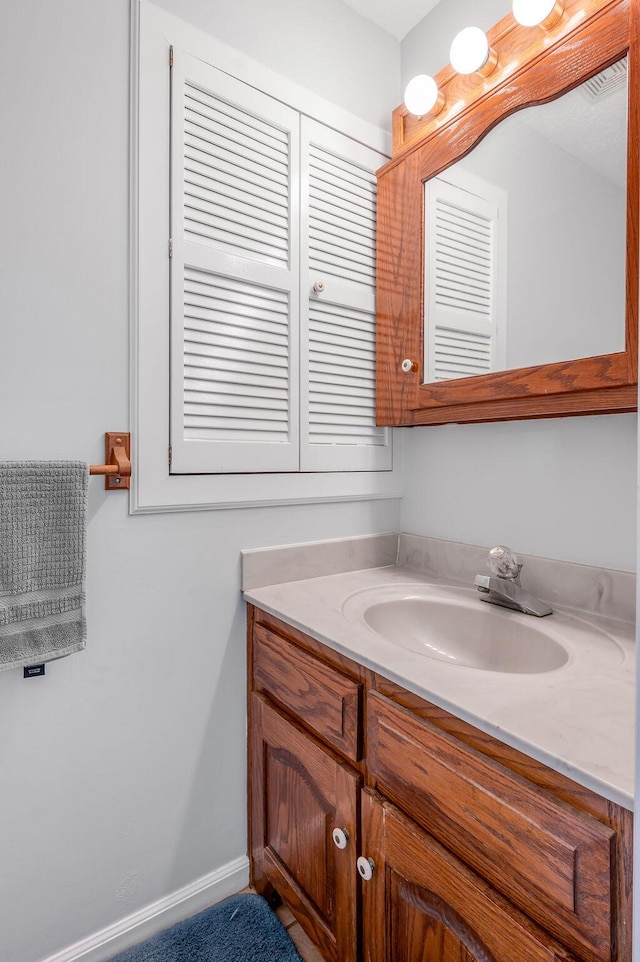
xmin=512 ymin=0 xmax=564 ymax=29
xmin=403 ymin=74 xmax=445 ymax=117
xmin=449 ymin=26 xmax=497 ymax=77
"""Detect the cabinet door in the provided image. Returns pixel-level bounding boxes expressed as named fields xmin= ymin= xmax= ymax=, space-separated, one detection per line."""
xmin=299 ymin=117 xmax=391 ymax=473
xmin=360 ymin=790 xmax=578 ymax=962
xmin=169 ymin=50 xmax=301 ymax=474
xmin=250 ymin=694 xmax=360 ymax=962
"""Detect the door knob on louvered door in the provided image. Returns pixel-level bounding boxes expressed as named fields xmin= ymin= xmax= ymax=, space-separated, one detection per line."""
xmin=356 ymin=856 xmax=375 ymax=880
xmin=312 ymin=280 xmax=326 ymax=293
xmin=332 ymin=828 xmax=350 ymax=849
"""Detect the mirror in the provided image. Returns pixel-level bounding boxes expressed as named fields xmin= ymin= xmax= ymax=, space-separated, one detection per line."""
xmin=375 ymin=0 xmax=638 ymax=427
xmin=424 ymin=57 xmax=628 ymax=383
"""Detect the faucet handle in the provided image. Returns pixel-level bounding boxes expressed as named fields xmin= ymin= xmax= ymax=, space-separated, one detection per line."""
xmin=487 ymin=545 xmax=522 ymax=580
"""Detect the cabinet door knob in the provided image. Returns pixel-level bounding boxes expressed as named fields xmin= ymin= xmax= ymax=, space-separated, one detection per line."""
xmin=313 ymin=280 xmax=326 ymax=293
xmin=356 ymin=856 xmax=375 ymax=880
xmin=332 ymin=827 xmax=350 ymax=849
xmin=401 ymin=358 xmax=418 ymax=373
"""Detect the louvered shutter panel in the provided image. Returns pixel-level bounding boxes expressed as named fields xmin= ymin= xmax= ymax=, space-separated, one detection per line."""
xmin=300 ymin=119 xmax=391 ymax=472
xmin=424 ymin=173 xmax=507 ymax=383
xmin=170 ymin=50 xmax=300 ymax=473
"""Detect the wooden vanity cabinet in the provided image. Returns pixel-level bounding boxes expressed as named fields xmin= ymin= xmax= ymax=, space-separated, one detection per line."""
xmin=247 ymin=604 xmax=633 ymax=962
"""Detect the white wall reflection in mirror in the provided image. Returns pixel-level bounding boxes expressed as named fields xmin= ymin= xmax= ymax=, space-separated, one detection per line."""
xmin=423 ymin=56 xmax=628 ymax=383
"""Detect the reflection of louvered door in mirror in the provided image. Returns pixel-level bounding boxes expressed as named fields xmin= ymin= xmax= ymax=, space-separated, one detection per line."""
xmin=169 ymin=50 xmax=300 ymax=474
xmin=424 ymin=171 xmax=507 ymax=383
xmin=301 ymin=120 xmax=392 ymax=472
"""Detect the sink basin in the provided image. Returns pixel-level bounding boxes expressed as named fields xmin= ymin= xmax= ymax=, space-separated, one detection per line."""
xmin=364 ymin=597 xmax=567 ymax=673
xmin=342 ymin=583 xmax=624 ymax=675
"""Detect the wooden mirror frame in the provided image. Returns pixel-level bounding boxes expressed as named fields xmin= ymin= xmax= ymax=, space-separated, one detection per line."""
xmin=376 ymin=0 xmax=638 ymax=426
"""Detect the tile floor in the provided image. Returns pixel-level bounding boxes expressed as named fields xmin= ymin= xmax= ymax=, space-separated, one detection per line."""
xmin=242 ymin=887 xmax=324 ymax=961
xmin=274 ymin=902 xmax=325 ymax=962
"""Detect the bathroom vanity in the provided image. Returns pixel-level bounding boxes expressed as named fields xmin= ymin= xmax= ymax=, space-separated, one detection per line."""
xmin=244 ymin=536 xmax=634 ymax=962
xmin=245 ymin=2 xmax=639 ymax=955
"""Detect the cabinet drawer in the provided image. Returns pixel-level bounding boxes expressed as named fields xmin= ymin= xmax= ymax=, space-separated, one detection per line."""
xmin=253 ymin=623 xmax=362 ymax=760
xmin=367 ymin=691 xmax=615 ymax=962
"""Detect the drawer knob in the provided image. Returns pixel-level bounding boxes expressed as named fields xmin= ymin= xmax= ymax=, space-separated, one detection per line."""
xmin=356 ymin=856 xmax=375 ymax=881
xmin=401 ymin=358 xmax=418 ymax=373
xmin=332 ymin=827 xmax=350 ymax=850
xmin=312 ymin=279 xmax=326 ymax=293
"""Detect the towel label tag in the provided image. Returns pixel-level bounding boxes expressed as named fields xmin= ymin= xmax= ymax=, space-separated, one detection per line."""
xmin=23 ymin=664 xmax=45 ymax=678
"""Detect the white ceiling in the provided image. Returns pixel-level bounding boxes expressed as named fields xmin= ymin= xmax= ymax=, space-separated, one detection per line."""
xmin=340 ymin=0 xmax=443 ymax=40
xmin=517 ymin=65 xmax=628 ymax=190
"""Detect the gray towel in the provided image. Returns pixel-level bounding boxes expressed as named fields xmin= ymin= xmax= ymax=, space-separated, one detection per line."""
xmin=0 ymin=461 xmax=88 ymax=671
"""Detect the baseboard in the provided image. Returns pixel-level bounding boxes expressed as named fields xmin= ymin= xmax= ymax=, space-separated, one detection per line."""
xmin=40 ymin=855 xmax=250 ymax=962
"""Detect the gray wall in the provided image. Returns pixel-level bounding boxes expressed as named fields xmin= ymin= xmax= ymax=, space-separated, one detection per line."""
xmin=0 ymin=3 xmax=400 ymax=961
xmin=401 ymin=415 xmax=636 ymax=571
xmin=400 ymin=0 xmax=637 ymax=572
xmin=155 ymin=0 xmax=400 ymax=129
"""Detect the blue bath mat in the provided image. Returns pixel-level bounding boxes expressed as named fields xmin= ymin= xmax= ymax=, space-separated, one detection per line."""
xmin=109 ymin=893 xmax=304 ymax=962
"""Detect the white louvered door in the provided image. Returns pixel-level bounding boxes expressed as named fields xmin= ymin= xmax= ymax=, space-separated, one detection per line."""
xmin=170 ymin=50 xmax=300 ymax=473
xmin=424 ymin=171 xmax=507 ymax=383
xmin=300 ymin=119 xmax=391 ymax=472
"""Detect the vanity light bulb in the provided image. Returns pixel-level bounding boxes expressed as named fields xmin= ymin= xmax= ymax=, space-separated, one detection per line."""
xmin=404 ymin=75 xmax=440 ymax=117
xmin=450 ymin=26 xmax=494 ymax=75
xmin=512 ymin=0 xmax=564 ymax=28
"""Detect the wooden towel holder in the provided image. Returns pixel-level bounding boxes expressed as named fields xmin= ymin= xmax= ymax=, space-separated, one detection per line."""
xmin=89 ymin=433 xmax=131 ymax=490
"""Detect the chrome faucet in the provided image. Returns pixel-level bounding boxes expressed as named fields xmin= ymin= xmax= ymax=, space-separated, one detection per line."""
xmin=474 ymin=546 xmax=552 ymax=617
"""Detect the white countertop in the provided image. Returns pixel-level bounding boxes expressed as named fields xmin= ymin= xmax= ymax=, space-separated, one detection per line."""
xmin=245 ymin=564 xmax=636 ymax=810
